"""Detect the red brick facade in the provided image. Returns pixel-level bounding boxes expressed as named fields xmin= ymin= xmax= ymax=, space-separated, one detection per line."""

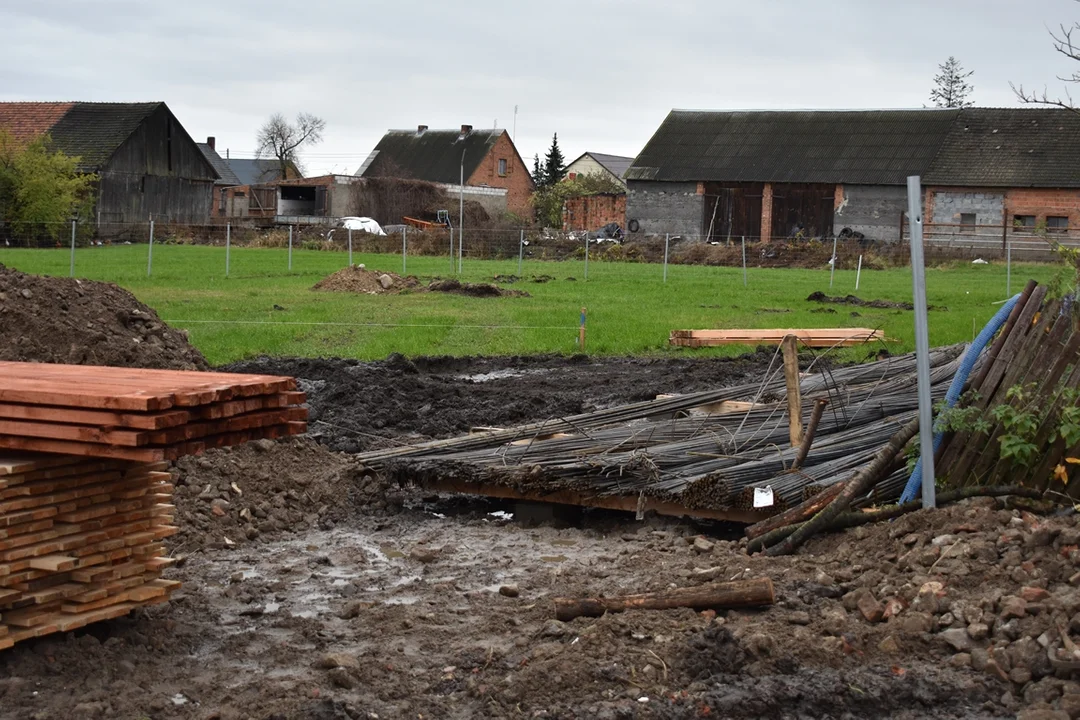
xmin=562 ymin=193 xmax=626 ymax=231
xmin=1005 ymin=188 xmax=1080 ymax=230
xmin=466 ymin=131 xmax=534 ymax=218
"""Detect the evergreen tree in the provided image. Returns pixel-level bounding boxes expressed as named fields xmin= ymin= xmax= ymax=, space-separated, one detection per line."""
xmin=531 ymin=153 xmax=545 ymax=187
xmin=930 ymin=57 xmax=975 ymax=108
xmin=542 ymin=133 xmax=565 ymax=187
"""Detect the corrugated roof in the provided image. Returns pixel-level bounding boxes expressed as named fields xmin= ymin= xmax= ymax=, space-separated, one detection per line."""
xmin=923 ymin=108 xmax=1080 ymax=187
xmin=585 ymin=152 xmax=634 ymax=180
xmin=46 ymin=102 xmax=162 ymax=170
xmin=359 ymin=128 xmax=504 ymax=184
xmin=226 ymin=158 xmax=290 ymax=186
xmin=627 ymin=109 xmax=961 ymax=185
xmin=197 ymin=144 xmax=242 ymax=185
xmin=0 ymin=102 xmax=75 ymax=141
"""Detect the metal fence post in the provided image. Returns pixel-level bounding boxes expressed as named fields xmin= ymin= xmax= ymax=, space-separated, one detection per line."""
xmin=663 ymin=233 xmax=670 ymax=283
xmin=584 ymin=234 xmax=589 ymax=281
xmin=69 ymin=220 xmax=76 ymax=278
xmin=147 ymin=218 xmax=154 ymax=277
xmin=906 ymin=175 xmax=936 ymax=510
xmin=829 ymin=234 xmax=838 ymax=288
xmin=457 ymin=228 xmax=463 ymax=275
xmin=855 ymin=254 xmax=863 ymax=291
xmin=741 ymin=236 xmax=747 ymax=287
xmin=518 ymin=229 xmax=524 ymax=276
xmin=1006 ymin=238 xmax=1012 ymax=297
xmin=288 ymin=225 xmax=293 ymax=271
xmin=225 ymin=223 xmax=231 ymax=277
xmin=348 ymin=228 xmax=352 ymax=267
xmin=402 ymin=226 xmax=407 ymax=274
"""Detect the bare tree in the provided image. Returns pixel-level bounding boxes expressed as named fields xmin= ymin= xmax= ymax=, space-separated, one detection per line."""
xmin=930 ymin=56 xmax=975 ymax=108
xmin=1012 ymin=5 xmax=1080 ymax=113
xmin=255 ymin=112 xmax=326 ymax=180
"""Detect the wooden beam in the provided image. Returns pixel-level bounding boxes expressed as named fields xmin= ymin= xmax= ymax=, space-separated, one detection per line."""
xmin=782 ymin=335 xmax=803 ymax=448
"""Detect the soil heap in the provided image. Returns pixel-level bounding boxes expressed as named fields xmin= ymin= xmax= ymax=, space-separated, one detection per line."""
xmin=0 ymin=264 xmax=207 ymax=370
xmin=313 ymin=266 xmax=421 ymax=294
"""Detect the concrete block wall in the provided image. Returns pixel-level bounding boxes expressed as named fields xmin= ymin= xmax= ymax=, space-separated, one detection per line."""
xmin=835 ymin=185 xmax=907 ymax=242
xmin=930 ymin=190 xmax=1005 ymax=226
xmin=625 ymin=181 xmax=703 ymax=237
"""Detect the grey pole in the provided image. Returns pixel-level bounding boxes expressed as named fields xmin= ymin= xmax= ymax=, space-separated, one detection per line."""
xmin=829 ymin=234 xmax=839 ymax=288
xmin=584 ymin=234 xmax=589 ymax=281
xmin=1006 ymin=238 xmax=1012 ymax=297
xmin=741 ymin=236 xmax=747 ymax=287
xmin=449 ymin=228 xmax=455 ymax=273
xmin=147 ymin=218 xmax=154 ymax=277
xmin=347 ymin=228 xmax=352 ymax=267
xmin=518 ymin=229 xmax=524 ymax=276
xmin=663 ymin=233 xmax=670 ymax=283
xmin=906 ymin=175 xmax=936 ymax=509
xmin=69 ymin=219 xmax=76 ymax=278
xmin=402 ymin=226 xmax=407 ymax=274
xmin=288 ymin=225 xmax=293 ymax=271
xmin=225 ymin=223 xmax=231 ymax=277
xmin=855 ymin=254 xmax=862 ymax=291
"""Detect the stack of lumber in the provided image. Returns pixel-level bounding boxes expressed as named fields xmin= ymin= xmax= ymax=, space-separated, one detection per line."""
xmin=0 ymin=362 xmax=307 ymax=461
xmin=0 ymin=453 xmax=178 ymax=649
xmin=0 ymin=361 xmax=307 ymax=649
xmin=669 ymin=328 xmax=885 ymax=348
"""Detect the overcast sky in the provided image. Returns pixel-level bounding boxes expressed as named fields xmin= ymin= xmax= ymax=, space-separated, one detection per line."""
xmin=2 ymin=0 xmax=1077 ymax=175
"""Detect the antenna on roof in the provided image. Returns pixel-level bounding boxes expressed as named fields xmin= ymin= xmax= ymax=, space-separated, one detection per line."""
xmin=513 ymin=105 xmax=518 ymax=141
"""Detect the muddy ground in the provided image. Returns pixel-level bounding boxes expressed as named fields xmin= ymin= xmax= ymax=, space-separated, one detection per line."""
xmin=0 ymin=341 xmax=1076 ymax=718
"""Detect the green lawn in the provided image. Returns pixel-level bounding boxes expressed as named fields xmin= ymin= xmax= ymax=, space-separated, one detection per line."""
xmin=0 ymin=244 xmax=1054 ymax=365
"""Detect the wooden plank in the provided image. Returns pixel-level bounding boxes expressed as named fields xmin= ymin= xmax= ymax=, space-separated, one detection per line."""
xmin=29 ymin=555 xmax=76 ymax=572
xmin=670 ymin=328 xmax=884 ymax=348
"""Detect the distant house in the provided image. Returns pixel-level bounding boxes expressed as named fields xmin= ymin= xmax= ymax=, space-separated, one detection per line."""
xmin=0 ymin=101 xmax=218 ymax=226
xmin=196 ymin=137 xmax=242 ymax=219
xmin=564 ymin=152 xmax=633 ymax=188
xmin=625 ymin=108 xmax=1080 ymax=243
xmin=357 ymin=125 xmax=535 ymax=217
xmin=226 ymin=158 xmax=301 ymax=186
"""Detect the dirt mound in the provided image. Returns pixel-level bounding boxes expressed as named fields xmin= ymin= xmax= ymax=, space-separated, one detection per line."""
xmin=428 ymin=278 xmax=529 ymax=298
xmin=808 ymin=290 xmax=916 ymax=310
xmin=170 ymin=436 xmax=395 ymax=549
xmin=0 ymin=263 xmax=207 ymax=369
xmin=224 ymin=352 xmax=775 ymax=453
xmin=313 ymin=266 xmax=421 ymax=294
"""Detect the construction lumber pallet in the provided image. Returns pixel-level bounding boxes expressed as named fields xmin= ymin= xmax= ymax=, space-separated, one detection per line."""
xmin=669 ymin=328 xmax=885 ymax=348
xmin=0 ymin=362 xmax=307 ymax=461
xmin=0 ymin=453 xmax=181 ymax=649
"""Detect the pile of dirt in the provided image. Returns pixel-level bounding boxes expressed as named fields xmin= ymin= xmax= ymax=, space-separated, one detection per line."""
xmin=428 ymin=278 xmax=529 ymax=298
xmin=312 ymin=266 xmax=421 ymax=294
xmin=0 ymin=263 xmax=208 ymax=369
xmin=170 ymin=436 xmax=396 ymax=550
xmin=225 ymin=352 xmax=776 ymax=453
xmin=808 ymin=290 xmax=917 ymax=310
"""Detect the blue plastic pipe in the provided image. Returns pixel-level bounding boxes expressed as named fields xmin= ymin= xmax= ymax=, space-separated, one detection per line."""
xmin=898 ymin=293 xmax=1022 ymax=504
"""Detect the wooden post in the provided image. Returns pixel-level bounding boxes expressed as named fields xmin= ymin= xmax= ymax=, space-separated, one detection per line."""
xmin=553 ymin=578 xmax=775 ymax=622
xmin=782 ymin=335 xmax=802 ymax=447
xmin=792 ymin=398 xmax=828 ymax=470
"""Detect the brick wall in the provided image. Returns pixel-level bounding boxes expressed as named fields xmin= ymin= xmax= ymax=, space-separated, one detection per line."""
xmin=1005 ymin=188 xmax=1080 ymax=230
xmin=625 ymin=181 xmax=704 ymax=237
xmin=562 ymin=193 xmax=626 ymax=231
xmin=466 ymin=131 xmax=534 ymax=218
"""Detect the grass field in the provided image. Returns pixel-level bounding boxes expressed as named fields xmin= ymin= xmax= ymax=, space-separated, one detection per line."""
xmin=0 ymin=244 xmax=1055 ymax=365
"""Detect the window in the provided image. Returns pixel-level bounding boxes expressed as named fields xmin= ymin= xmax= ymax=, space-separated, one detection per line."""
xmin=498 ymin=158 xmax=507 ymax=176
xmin=1013 ymin=215 xmax=1036 ymax=230
xmin=1047 ymin=216 xmax=1070 ymax=233
xmin=568 ymin=172 xmax=577 ymax=180
xmin=219 ymin=188 xmax=227 ymax=212
xmin=960 ymin=213 xmax=976 ymax=230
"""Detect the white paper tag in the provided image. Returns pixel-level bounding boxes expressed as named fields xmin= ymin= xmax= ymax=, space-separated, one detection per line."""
xmin=753 ymin=486 xmax=775 ymax=508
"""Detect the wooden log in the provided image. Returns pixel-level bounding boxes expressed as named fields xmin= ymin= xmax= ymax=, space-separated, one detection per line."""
xmin=744 ymin=478 xmax=845 ymax=541
xmin=792 ymin=398 xmax=828 ymax=469
xmin=552 ymin=577 xmax=775 ymax=622
xmin=782 ymin=335 xmax=803 ymax=448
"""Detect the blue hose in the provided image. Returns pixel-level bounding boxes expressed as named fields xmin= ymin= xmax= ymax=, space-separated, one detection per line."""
xmin=898 ymin=293 xmax=1022 ymax=503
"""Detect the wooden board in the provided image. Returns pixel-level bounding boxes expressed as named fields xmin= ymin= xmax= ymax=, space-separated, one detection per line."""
xmin=670 ymin=328 xmax=885 ymax=348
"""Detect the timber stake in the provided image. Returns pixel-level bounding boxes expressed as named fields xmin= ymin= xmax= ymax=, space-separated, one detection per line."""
xmin=553 ymin=577 xmax=775 ymax=622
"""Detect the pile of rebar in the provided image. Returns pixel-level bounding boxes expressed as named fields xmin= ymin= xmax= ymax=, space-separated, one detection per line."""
xmin=359 ymin=346 xmax=969 ymax=517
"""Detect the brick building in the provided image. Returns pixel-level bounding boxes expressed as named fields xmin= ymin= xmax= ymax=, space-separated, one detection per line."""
xmin=357 ymin=125 xmax=535 ymax=217
xmin=563 ymin=193 xmax=627 ymax=232
xmin=624 ymin=108 xmax=1080 ymax=243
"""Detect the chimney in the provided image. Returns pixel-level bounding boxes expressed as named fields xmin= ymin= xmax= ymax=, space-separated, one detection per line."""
xmin=460 ymin=124 xmax=473 ymax=136
xmin=206 ymin=136 xmax=216 ymax=150
xmin=417 ymin=125 xmax=428 ymax=134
